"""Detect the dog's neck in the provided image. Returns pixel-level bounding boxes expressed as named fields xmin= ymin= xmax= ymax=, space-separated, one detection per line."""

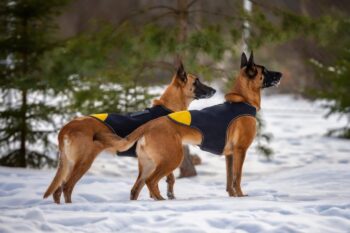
xmin=153 ymin=84 xmax=191 ymax=112
xmin=225 ymin=78 xmax=261 ymax=110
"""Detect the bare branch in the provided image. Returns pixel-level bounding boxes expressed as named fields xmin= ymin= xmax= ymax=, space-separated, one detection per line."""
xmin=149 ymin=11 xmax=177 ymax=22
xmin=186 ymin=0 xmax=198 ymax=9
xmin=187 ymin=9 xmax=245 ymax=21
xmin=249 ymin=0 xmax=287 ymax=14
xmin=144 ymin=5 xmax=177 ymax=13
xmin=114 ymin=4 xmax=178 ymax=32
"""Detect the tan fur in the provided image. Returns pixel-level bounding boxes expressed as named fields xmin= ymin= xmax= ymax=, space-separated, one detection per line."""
xmin=43 ymin=73 xmax=201 ymax=204
xmin=111 ymin=66 xmax=265 ymax=200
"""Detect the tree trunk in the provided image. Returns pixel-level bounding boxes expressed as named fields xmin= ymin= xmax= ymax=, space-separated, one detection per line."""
xmin=18 ymin=16 xmax=29 ymax=167
xmin=179 ymin=146 xmax=197 ymax=178
xmin=176 ymin=0 xmax=198 ymax=178
xmin=18 ymin=89 xmax=27 ymax=167
xmin=177 ymin=0 xmax=188 ymax=45
xmin=242 ymin=0 xmax=252 ymax=53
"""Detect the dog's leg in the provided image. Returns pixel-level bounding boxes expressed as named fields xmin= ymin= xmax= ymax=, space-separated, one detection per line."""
xmin=225 ymin=154 xmax=236 ymax=197
xmin=145 ymin=167 xmax=167 ymax=201
xmin=131 ymin=145 xmax=156 ymax=200
xmin=131 ymin=173 xmax=146 ymax=200
xmin=63 ymin=143 xmax=103 ymax=203
xmin=233 ymin=147 xmax=247 ymax=197
xmin=63 ymin=161 xmax=89 ymax=203
xmin=43 ymin=148 xmax=72 ymax=203
xmin=53 ymin=185 xmax=64 ymax=204
xmin=166 ymin=172 xmax=175 ymax=199
xmin=141 ymin=131 xmax=184 ymax=201
xmin=130 ymin=161 xmax=151 ymax=200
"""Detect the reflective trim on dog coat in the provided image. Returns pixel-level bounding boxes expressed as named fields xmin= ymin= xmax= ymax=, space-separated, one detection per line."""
xmin=168 ymin=102 xmax=256 ymax=155
xmin=90 ymin=105 xmax=172 ymax=157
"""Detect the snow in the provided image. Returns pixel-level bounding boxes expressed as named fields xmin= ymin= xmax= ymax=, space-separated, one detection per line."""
xmin=1 ymin=93 xmax=350 ymax=233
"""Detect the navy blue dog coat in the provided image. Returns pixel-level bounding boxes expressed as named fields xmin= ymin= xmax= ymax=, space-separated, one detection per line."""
xmin=90 ymin=105 xmax=172 ymax=156
xmin=168 ymin=102 xmax=256 ymax=155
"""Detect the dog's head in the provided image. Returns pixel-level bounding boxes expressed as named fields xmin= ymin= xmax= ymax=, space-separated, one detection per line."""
xmin=174 ymin=61 xmax=216 ymax=100
xmin=239 ymin=52 xmax=282 ymax=90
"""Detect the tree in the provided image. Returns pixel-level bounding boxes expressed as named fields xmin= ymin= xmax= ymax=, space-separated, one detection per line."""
xmin=43 ymin=23 xmax=157 ymax=116
xmin=310 ymin=16 xmax=350 ymax=138
xmin=0 ymin=0 xmax=70 ymax=168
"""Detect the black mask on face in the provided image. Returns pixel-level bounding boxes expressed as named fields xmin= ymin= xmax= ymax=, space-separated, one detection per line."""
xmin=193 ymin=78 xmax=216 ymax=99
xmin=261 ymin=67 xmax=282 ymax=88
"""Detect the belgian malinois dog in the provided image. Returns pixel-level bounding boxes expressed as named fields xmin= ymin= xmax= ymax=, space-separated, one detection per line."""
xmin=104 ymin=52 xmax=282 ymax=200
xmin=43 ymin=61 xmax=216 ymax=204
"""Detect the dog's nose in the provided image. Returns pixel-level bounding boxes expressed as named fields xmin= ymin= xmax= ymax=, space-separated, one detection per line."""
xmin=276 ymin=72 xmax=282 ymax=78
xmin=211 ymin=89 xmax=216 ymax=95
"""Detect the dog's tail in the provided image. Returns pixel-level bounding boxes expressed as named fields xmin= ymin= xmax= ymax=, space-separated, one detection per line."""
xmin=95 ymin=123 xmax=149 ymax=153
xmin=43 ymin=137 xmax=71 ymax=199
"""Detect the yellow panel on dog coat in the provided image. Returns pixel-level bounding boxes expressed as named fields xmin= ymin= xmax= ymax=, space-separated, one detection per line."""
xmin=168 ymin=111 xmax=191 ymax=126
xmin=90 ymin=113 xmax=108 ymax=121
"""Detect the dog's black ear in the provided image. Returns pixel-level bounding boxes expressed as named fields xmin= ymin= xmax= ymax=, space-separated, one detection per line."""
xmin=247 ymin=51 xmax=254 ymax=67
xmin=241 ymin=52 xmax=248 ymax=68
xmin=245 ymin=51 xmax=257 ymax=78
xmin=176 ymin=60 xmax=187 ymax=83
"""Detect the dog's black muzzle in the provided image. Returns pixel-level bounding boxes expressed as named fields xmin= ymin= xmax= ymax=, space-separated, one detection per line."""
xmin=262 ymin=70 xmax=282 ymax=88
xmin=194 ymin=79 xmax=216 ymax=99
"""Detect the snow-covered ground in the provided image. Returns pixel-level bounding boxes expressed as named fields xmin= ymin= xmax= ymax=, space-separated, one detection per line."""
xmin=1 ymin=93 xmax=350 ymax=233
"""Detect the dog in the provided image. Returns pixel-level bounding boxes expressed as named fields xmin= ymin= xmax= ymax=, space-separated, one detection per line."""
xmin=43 ymin=61 xmax=216 ymax=204
xmin=104 ymin=52 xmax=282 ymax=200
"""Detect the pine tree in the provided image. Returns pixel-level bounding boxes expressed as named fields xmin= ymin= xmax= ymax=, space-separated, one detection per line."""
xmin=0 ymin=0 xmax=70 ymax=168
xmin=43 ymin=21 xmax=157 ymax=116
xmin=310 ymin=17 xmax=350 ymax=138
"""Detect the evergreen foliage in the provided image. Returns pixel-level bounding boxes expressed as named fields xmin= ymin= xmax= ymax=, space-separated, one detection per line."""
xmin=310 ymin=17 xmax=350 ymax=138
xmin=42 ymin=23 xmax=156 ymax=115
xmin=0 ymin=0 xmax=71 ymax=168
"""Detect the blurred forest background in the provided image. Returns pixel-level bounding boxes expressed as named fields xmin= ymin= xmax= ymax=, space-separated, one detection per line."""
xmin=0 ymin=0 xmax=349 ymax=168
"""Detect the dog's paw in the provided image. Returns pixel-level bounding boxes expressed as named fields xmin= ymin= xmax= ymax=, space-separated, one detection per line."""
xmin=167 ymin=192 xmax=176 ymax=200
xmin=227 ymin=190 xmax=237 ymax=197
xmin=154 ymin=196 xmax=166 ymax=201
